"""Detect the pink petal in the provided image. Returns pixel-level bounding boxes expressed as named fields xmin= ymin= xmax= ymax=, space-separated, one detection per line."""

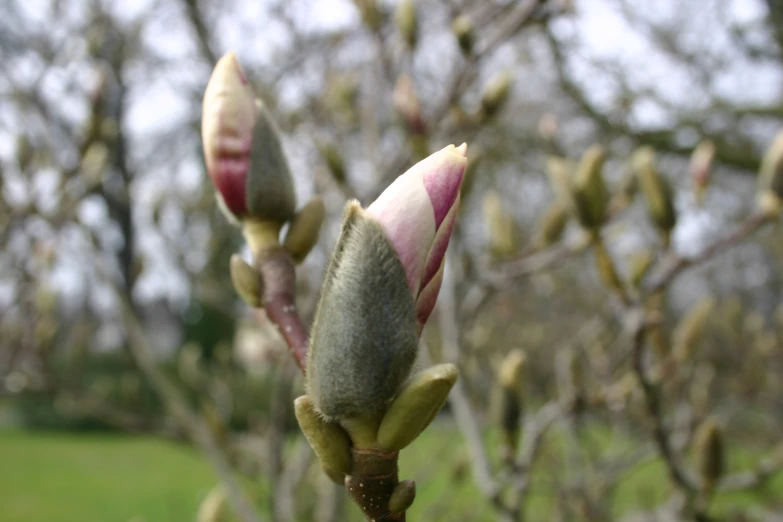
xmin=422 ymin=144 xmax=467 ymax=227
xmin=420 ymin=196 xmax=458 ymax=291
xmin=415 ymin=259 xmax=445 ymax=336
xmin=367 ymin=176 xmax=435 ymax=296
xmin=202 ymin=52 xmax=256 ymax=216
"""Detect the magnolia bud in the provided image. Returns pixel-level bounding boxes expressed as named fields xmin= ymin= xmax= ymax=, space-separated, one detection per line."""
xmin=693 ymin=418 xmax=724 ymax=493
xmin=294 ymin=395 xmax=352 ymax=476
xmin=632 ymin=147 xmax=677 ymax=235
xmin=593 ymin=239 xmax=624 ymax=295
xmin=757 ymin=129 xmax=783 ymax=216
xmin=283 ymin=196 xmax=325 ymax=264
xmin=196 ymin=486 xmax=229 ymax=522
xmin=546 ymin=156 xmax=577 ymax=211
xmin=388 ymin=480 xmax=417 ymax=514
xmin=451 ymin=15 xmax=474 ymax=56
xmin=672 ymin=297 xmax=715 ymax=363
xmin=319 ymin=141 xmax=347 ymax=184
xmin=572 ymin=145 xmax=609 ymax=230
xmin=377 ymin=364 xmax=458 ymax=450
xmin=690 ymin=140 xmax=715 ymax=206
xmin=483 ymin=191 xmax=522 ymax=260
xmin=393 ymin=75 xmax=426 ymax=135
xmin=480 ymin=72 xmax=513 ymax=119
xmin=395 ymin=0 xmax=417 ymax=49
xmin=307 ymin=146 xmax=466 ymax=421
xmin=229 ymin=254 xmax=262 ymax=307
xmin=80 ymin=142 xmax=109 ymax=188
xmin=307 ymin=204 xmax=418 ymax=421
xmin=497 ymin=350 xmax=526 ymax=450
xmin=533 ymin=201 xmax=569 ymax=249
xmin=354 ymin=0 xmax=382 ymax=31
xmin=202 ymin=52 xmax=296 ymax=225
xmin=628 ymin=249 xmax=654 ymax=288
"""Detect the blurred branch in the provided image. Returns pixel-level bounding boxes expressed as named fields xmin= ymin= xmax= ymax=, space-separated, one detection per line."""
xmin=121 ymin=300 xmax=263 ymax=522
xmin=543 ymin=23 xmax=763 ymax=173
xmin=645 ymin=210 xmax=774 ymax=294
xmin=180 ymin=0 xmax=218 ymax=64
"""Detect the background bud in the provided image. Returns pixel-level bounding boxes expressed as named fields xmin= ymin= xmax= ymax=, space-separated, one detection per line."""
xmin=690 ymin=140 xmax=715 ymax=206
xmin=393 ymin=75 xmax=426 ymax=135
xmin=196 ymin=486 xmax=229 ymax=522
xmin=572 ymin=145 xmax=608 ymax=230
xmin=628 ymin=249 xmax=654 ymax=288
xmin=757 ymin=129 xmax=783 ymax=214
xmin=483 ymin=191 xmax=523 ymax=261
xmin=693 ymin=418 xmax=724 ymax=493
xmin=319 ymin=141 xmax=347 ymax=184
xmin=533 ymin=201 xmax=568 ymax=249
xmin=307 ymin=203 xmax=418 ymax=421
xmin=481 ymin=72 xmax=513 ymax=118
xmin=395 ymin=0 xmax=417 ymax=49
xmin=673 ymin=297 xmax=715 ymax=362
xmin=497 ymin=350 xmax=526 ymax=453
xmin=452 ymin=15 xmax=474 ymax=56
xmin=546 ymin=156 xmax=577 ymax=211
xmin=632 ymin=147 xmax=677 ymax=236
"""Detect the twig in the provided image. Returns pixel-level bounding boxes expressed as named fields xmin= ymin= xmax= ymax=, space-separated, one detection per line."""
xmin=644 ymin=210 xmax=773 ymax=294
xmin=436 ymin=256 xmax=508 ymax=516
xmin=505 ymin=402 xmax=563 ymax=519
xmin=629 ymin=311 xmax=700 ymax=494
xmin=484 ymin=239 xmax=586 ymax=283
xmin=255 ymin=247 xmax=309 ymax=373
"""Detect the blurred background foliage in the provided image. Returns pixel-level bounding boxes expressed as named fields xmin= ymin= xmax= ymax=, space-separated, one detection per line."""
xmin=1 ymin=0 xmax=783 ymax=521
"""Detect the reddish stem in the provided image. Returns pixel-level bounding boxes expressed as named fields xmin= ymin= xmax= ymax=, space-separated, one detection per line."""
xmin=256 ymin=247 xmax=308 ymax=373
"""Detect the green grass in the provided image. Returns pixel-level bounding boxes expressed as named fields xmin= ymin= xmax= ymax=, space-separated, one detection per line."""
xmin=1 ymin=423 xmax=781 ymax=522
xmin=0 ymin=431 xmax=217 ymax=522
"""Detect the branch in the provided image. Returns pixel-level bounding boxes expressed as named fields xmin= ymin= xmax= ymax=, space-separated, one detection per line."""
xmin=255 ymin=247 xmax=309 ymax=373
xmin=628 ymin=311 xmax=699 ymax=495
xmin=644 ymin=210 xmax=773 ymax=294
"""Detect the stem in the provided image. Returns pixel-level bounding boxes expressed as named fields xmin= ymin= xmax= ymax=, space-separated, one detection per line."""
xmin=630 ymin=316 xmax=699 ymax=496
xmin=254 ymin=246 xmax=309 ymax=373
xmin=345 ymin=448 xmax=406 ymax=521
xmin=251 ymin=242 xmax=410 ymax=521
xmin=645 ymin=210 xmax=772 ymax=294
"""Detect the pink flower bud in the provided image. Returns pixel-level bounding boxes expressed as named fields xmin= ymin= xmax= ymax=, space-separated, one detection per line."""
xmin=202 ymin=52 xmax=295 ymax=224
xmin=367 ymin=143 xmax=467 ymax=334
xmin=306 ymin=145 xmax=467 ymax=420
xmin=202 ymin=52 xmax=255 ymax=217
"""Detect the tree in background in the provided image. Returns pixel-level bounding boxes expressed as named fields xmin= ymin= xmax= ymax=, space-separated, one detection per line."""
xmin=2 ymin=0 xmax=783 ymax=521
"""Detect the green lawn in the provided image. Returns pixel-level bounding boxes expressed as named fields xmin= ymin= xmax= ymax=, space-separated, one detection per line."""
xmin=0 ymin=431 xmax=217 ymax=522
xmin=1 ymin=424 xmax=780 ymax=522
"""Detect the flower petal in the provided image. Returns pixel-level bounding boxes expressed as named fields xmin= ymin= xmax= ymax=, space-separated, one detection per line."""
xmin=202 ymin=52 xmax=256 ymax=216
xmin=422 ymin=144 xmax=467 ymax=227
xmin=414 ymin=258 xmax=444 ymax=336
xmin=367 ymin=167 xmax=435 ymax=297
xmin=420 ymin=195 xmax=458 ymax=291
